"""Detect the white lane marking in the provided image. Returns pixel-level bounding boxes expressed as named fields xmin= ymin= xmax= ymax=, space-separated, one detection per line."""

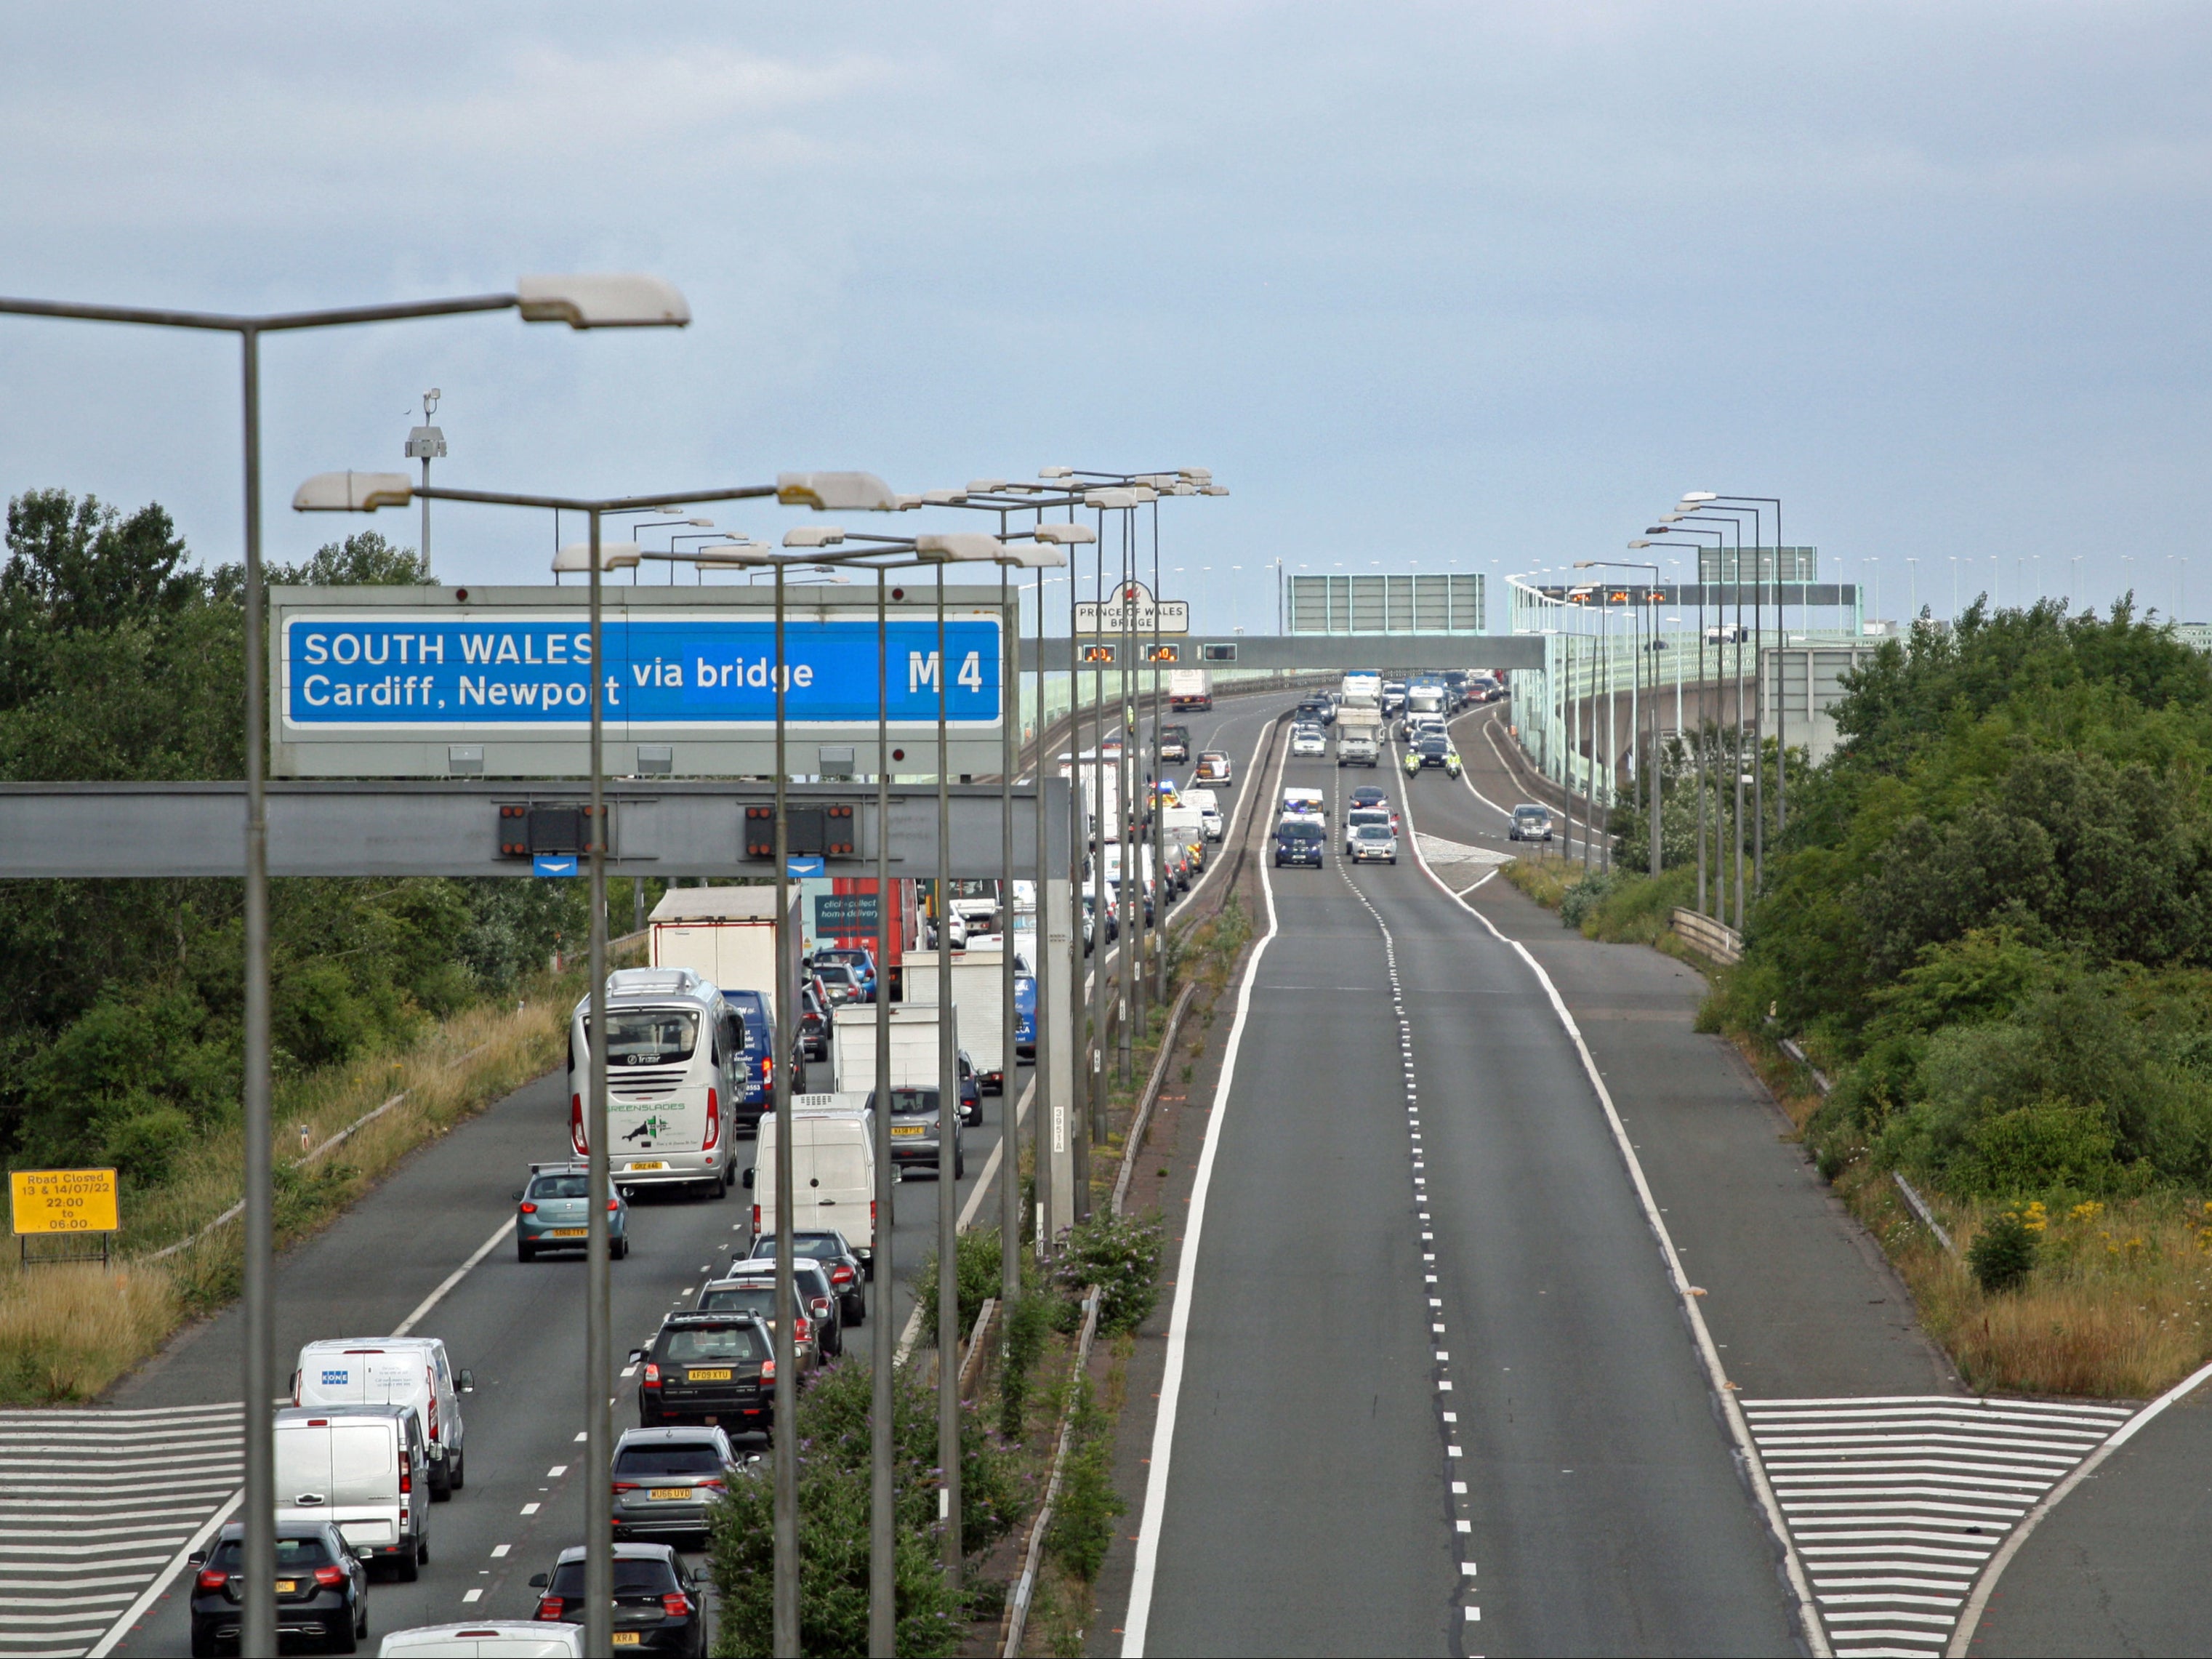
xmin=462 ymin=1588 xmax=484 ymax=1603
xmin=491 ymin=1544 xmax=511 ymax=1557
xmin=1122 ymin=703 xmax=1292 ymax=1659
xmin=574 ymin=1431 xmax=587 ymax=1442
xmin=892 ymin=1074 xmax=1039 ymax=1365
xmin=546 ymin=1465 xmax=568 ymax=1478
xmin=81 ymin=1487 xmax=241 ymax=1659
xmin=391 ymin=1216 xmax=519 ymax=1337
xmin=1395 ymin=732 xmax=1833 ymax=1658
xmin=520 ymin=1502 xmax=541 ymax=1515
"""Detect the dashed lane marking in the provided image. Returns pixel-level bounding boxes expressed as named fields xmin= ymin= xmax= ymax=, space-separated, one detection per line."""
xmin=1743 ymin=1396 xmax=2131 ymax=1658
xmin=0 ymin=1402 xmax=242 ymax=1659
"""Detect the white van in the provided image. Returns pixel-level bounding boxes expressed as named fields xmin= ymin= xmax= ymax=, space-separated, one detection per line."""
xmin=747 ymin=1093 xmax=878 ymax=1269
xmin=378 ymin=1623 xmax=585 ymax=1658
xmin=1181 ymin=787 xmax=1225 ymax=842
xmin=1281 ymin=787 xmax=1326 ymax=823
xmin=276 ymin=1405 xmax=428 ymax=1578
xmin=293 ymin=1336 xmax=471 ymax=1498
xmin=568 ymin=967 xmax=744 ymax=1198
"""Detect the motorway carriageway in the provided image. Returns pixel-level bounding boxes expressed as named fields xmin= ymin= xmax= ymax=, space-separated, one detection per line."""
xmin=61 ymin=692 xmax=1286 ymax=1659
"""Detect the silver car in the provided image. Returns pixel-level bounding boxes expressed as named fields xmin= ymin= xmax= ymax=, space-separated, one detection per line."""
xmin=611 ymin=1425 xmax=739 ymax=1540
xmin=879 ymin=1085 xmax=965 ymax=1179
xmin=1350 ymin=823 xmax=1399 ymax=864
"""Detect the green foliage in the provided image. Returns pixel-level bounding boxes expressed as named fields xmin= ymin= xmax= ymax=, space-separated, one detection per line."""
xmin=914 ymin=1225 xmax=1006 ymax=1347
xmin=1558 ymin=867 xmax=1624 ymax=928
xmin=706 ymin=1357 xmax=1028 ymax=1656
xmin=1730 ymin=595 xmax=2212 ymax=1202
xmin=1042 ymin=1376 xmax=1122 ymax=1583
xmin=999 ymin=1275 xmax=1053 ymax=1441
xmin=0 ymin=491 xmax=586 ymax=1179
xmin=1968 ymin=1208 xmax=2040 ymax=1293
xmin=1050 ymin=1210 xmax=1166 ymax=1336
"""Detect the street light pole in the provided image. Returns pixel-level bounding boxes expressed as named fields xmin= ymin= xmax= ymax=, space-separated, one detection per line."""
xmin=5 ymin=274 xmax=685 ymax=1659
xmin=870 ymin=562 xmax=896 ymax=1658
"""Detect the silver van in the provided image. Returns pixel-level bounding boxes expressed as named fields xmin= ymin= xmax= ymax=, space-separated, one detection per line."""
xmin=294 ymin=1335 xmax=471 ymax=1498
xmin=276 ymin=1404 xmax=429 ymax=1579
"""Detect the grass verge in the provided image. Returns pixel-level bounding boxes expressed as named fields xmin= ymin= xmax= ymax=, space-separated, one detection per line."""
xmin=0 ymin=949 xmax=630 ymax=1405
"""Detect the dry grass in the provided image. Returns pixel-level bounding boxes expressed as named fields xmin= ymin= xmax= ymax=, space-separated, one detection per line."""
xmin=1502 ymin=851 xmax=1574 ymax=907
xmin=0 ymin=1261 xmax=182 ymax=1404
xmin=0 ymin=949 xmax=632 ymax=1405
xmin=1825 ymin=1143 xmax=2212 ymax=1399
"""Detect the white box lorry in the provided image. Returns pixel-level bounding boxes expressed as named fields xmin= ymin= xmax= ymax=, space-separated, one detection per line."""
xmin=1167 ymin=668 xmax=1213 ymax=711
xmin=651 ymin=886 xmax=784 ymax=1011
xmin=832 ymin=1003 xmax=946 ymax=1101
xmin=1337 ymin=706 xmax=1383 ymax=766
xmin=897 ymin=949 xmax=1007 ymax=1091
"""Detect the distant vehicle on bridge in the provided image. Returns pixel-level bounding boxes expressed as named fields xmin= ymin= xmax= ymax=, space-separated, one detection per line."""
xmin=1168 ymin=669 xmax=1214 ymax=711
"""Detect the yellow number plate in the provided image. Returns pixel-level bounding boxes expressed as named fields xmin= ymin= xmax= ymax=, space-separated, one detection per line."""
xmin=274 ymin=1580 xmax=297 ymax=1594
xmin=891 ymin=1125 xmax=925 ymax=1137
xmin=626 ymin=1160 xmax=667 ymax=1171
xmin=649 ymin=1487 xmax=693 ymax=1500
xmin=548 ymin=1226 xmax=589 ymax=1237
xmin=612 ymin=1634 xmax=643 ymax=1647
xmin=687 ymin=1367 xmax=733 ymax=1382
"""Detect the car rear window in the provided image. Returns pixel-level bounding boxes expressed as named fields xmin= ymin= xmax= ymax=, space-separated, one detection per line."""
xmin=1357 ymin=825 xmax=1393 ymax=840
xmin=528 ymin=1174 xmax=590 ymax=1200
xmin=885 ymin=1088 xmax=938 ymax=1117
xmin=614 ymin=1445 xmax=725 ymax=1477
xmin=661 ymin=1325 xmax=769 ymax=1364
xmin=550 ymin=1559 xmax=679 ymax=1598
xmin=697 ymin=1286 xmax=779 ymax=1318
xmin=211 ymin=1535 xmax=332 ymax=1570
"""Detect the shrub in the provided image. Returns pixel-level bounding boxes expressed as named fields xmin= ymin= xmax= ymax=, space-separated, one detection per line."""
xmin=1558 ymin=868 xmax=1622 ymax=929
xmin=1042 ymin=1378 xmax=1122 ymax=1583
xmin=1050 ymin=1210 xmax=1166 ymax=1337
xmin=914 ymin=1226 xmax=1004 ymax=1348
xmin=1969 ymin=1208 xmax=2039 ymax=1294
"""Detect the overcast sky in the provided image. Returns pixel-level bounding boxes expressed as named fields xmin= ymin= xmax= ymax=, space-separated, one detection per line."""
xmin=4 ymin=1 xmax=2209 ymax=632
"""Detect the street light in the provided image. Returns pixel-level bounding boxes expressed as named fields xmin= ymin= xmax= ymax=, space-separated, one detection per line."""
xmin=1590 ymin=557 xmax=1662 ymax=877
xmin=1 ymin=273 xmax=686 ymax=1658
xmin=297 ymin=463 xmax=896 ymax=1659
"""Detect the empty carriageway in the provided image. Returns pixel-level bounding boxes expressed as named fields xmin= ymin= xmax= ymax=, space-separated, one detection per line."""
xmin=1126 ymin=743 xmax=1799 ymax=1655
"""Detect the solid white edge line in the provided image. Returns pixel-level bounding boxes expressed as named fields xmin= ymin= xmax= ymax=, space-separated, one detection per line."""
xmin=1121 ymin=707 xmax=1291 ymax=1659
xmin=392 ymin=1215 xmax=519 ymax=1338
xmin=1391 ymin=734 xmax=1833 ymax=1659
xmin=893 ymin=1076 xmax=1037 ymax=1365
xmin=83 ymin=1487 xmax=242 ymax=1659
xmin=1944 ymin=1354 xmax=2212 ymax=1656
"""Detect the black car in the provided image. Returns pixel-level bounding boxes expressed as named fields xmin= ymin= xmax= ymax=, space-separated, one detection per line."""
xmin=1296 ymin=695 xmax=1335 ymax=727
xmin=746 ymin=1228 xmax=869 ymax=1317
xmin=633 ymin=1311 xmax=779 ymax=1432
xmin=958 ymin=1049 xmax=984 ymax=1124
xmin=190 ymin=1521 xmax=367 ymax=1656
xmin=1347 ymin=785 xmax=1388 ymax=812
xmin=1274 ymin=816 xmax=1326 ymax=867
xmin=799 ymin=984 xmax=834 ymax=1062
xmin=531 ymin=1541 xmax=709 ymax=1656
xmin=1158 ymin=723 xmax=1191 ymax=762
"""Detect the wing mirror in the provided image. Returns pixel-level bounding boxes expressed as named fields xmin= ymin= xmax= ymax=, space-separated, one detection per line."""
xmin=188 ymin=1550 xmax=206 ymax=1567
xmin=628 ymin=1348 xmax=648 ymax=1365
xmin=457 ymin=1369 xmax=473 ymax=1392
xmin=528 ymin=1572 xmax=550 ymax=1588
xmin=511 ymin=1189 xmax=524 ymax=1201
xmin=741 ymin=1167 xmax=755 ymax=1189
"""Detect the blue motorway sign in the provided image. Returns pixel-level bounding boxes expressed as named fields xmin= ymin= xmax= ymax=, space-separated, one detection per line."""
xmin=533 ymin=854 xmax=579 ymax=878
xmin=281 ymin=611 xmax=1003 ymax=732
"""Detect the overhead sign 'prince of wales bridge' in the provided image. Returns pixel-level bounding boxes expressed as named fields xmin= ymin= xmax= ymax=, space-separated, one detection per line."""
xmin=271 ymin=585 xmax=1008 ymax=779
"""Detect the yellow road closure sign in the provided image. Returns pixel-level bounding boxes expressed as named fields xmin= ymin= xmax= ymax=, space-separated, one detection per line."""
xmin=10 ymin=1168 xmax=119 ymax=1235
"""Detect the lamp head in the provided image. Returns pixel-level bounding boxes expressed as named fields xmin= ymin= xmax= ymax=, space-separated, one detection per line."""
xmin=515 ymin=274 xmax=690 ymax=329
xmin=552 ymin=540 xmax=643 ymax=572
xmin=1083 ymin=488 xmax=1138 ymax=510
xmin=1029 ymin=523 xmax=1098 ymax=546
xmin=782 ymin=526 xmax=846 ymax=549
xmin=776 ymin=472 xmax=900 ymax=512
xmin=1679 ymin=491 xmax=1718 ymax=504
xmin=914 ymin=531 xmax=1008 ymax=563
xmin=292 ymin=470 xmax=414 ymax=512
xmin=1038 ymin=465 xmax=1074 ymax=479
xmin=965 ymin=478 xmax=1008 ymax=494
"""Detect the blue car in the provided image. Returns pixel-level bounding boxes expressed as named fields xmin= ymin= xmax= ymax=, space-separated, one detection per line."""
xmin=722 ymin=989 xmax=778 ymax=1135
xmin=516 ymin=1162 xmax=630 ymax=1261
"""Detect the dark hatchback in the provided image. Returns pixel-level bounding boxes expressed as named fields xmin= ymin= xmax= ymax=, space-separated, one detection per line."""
xmin=1273 ymin=816 xmax=1326 ymax=868
xmin=745 ymin=1229 xmax=869 ymax=1319
xmin=531 ymin=1541 xmax=709 ymax=1655
xmin=633 ymin=1312 xmax=778 ymax=1432
xmin=190 ymin=1521 xmax=367 ymax=1656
